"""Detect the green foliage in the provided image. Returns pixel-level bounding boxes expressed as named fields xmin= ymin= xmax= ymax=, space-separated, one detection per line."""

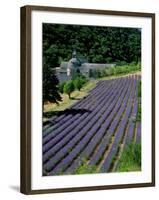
xmin=115 ymin=61 xmax=128 ymax=66
xmin=73 ymin=77 xmax=83 ymax=91
xmin=43 ymin=24 xmax=141 ymax=70
xmin=90 ymin=63 xmax=141 ymax=79
xmin=63 ymin=80 xmax=75 ymax=98
xmin=43 ymin=64 xmax=62 ymax=105
xmin=59 ymin=75 xmax=87 ymax=97
xmin=59 ymin=82 xmax=66 ymax=93
xmin=80 ymin=75 xmax=88 ymax=85
xmin=75 ymin=158 xmax=98 ymax=174
xmin=106 ymin=67 xmax=116 ymax=76
xmin=117 ymin=142 xmax=141 ymax=172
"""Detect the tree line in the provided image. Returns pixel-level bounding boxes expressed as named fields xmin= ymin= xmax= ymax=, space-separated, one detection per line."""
xmin=43 ymin=24 xmax=141 ymax=106
xmin=43 ymin=24 xmax=141 ymax=69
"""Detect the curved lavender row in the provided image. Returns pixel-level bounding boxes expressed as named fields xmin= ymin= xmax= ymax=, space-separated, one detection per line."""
xmin=43 ymin=80 xmax=113 ymax=134
xmin=49 ymin=79 xmax=128 ymax=174
xmin=88 ymin=77 xmax=133 ymax=166
xmin=112 ymin=77 xmax=138 ymax=171
xmin=43 ymin=89 xmax=100 ymax=139
xmin=43 ymin=123 xmax=52 ymax=133
xmin=125 ymin=123 xmax=135 ymax=145
xmin=71 ymin=80 xmax=113 ymax=109
xmin=43 ymin=80 xmax=121 ymax=164
xmin=101 ymin=109 xmax=132 ymax=172
xmin=43 ymin=114 xmax=72 ymax=137
xmin=43 ymin=91 xmax=101 ymax=137
xmin=86 ymin=81 xmax=101 ymax=94
xmin=43 ymin=114 xmax=78 ymax=137
xmin=68 ymin=81 xmax=113 ymax=109
xmin=43 ymin=79 xmax=115 ymax=139
xmin=43 ymin=105 xmax=93 ymax=138
xmin=70 ymin=83 xmax=106 ymax=109
xmin=65 ymin=78 xmax=130 ymax=173
xmin=101 ymin=77 xmax=136 ymax=172
xmin=43 ymin=114 xmax=82 ymax=144
xmin=87 ymin=80 xmax=111 ymax=95
xmin=65 ymin=77 xmax=128 ymax=173
xmin=124 ymin=78 xmax=138 ymax=145
xmin=106 ymin=78 xmax=133 ymax=135
xmin=87 ymin=81 xmax=106 ymax=94
xmin=43 ymin=86 xmax=108 ymax=144
xmin=43 ymin=81 xmax=119 ymax=159
xmin=43 ymin=113 xmax=88 ymax=155
xmin=43 ymin=80 xmax=118 ymax=149
xmin=131 ymin=76 xmax=138 ymax=118
xmin=43 ymin=116 xmax=57 ymax=132
xmin=43 ymin=79 xmax=124 ymax=171
xmin=135 ymin=122 xmax=141 ymax=143
xmin=78 ymin=80 xmax=110 ymax=97
xmin=124 ymin=77 xmax=138 ymax=144
xmin=42 ymin=83 xmax=106 ymax=135
xmin=72 ymin=83 xmax=113 ymax=110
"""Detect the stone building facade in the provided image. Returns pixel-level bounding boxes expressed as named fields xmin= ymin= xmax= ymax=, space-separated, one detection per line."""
xmin=56 ymin=50 xmax=115 ymax=82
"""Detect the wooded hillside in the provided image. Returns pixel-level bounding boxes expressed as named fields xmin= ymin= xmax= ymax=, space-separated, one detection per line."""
xmin=43 ymin=24 xmax=141 ymax=69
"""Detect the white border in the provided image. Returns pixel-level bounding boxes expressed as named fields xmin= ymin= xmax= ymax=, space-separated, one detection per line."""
xmin=31 ymin=10 xmax=152 ymax=190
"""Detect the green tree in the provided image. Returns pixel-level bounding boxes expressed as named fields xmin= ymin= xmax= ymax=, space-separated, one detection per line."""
xmin=59 ymin=82 xmax=66 ymax=94
xmin=63 ymin=80 xmax=75 ymax=99
xmin=73 ymin=77 xmax=83 ymax=91
xmin=43 ymin=64 xmax=62 ymax=107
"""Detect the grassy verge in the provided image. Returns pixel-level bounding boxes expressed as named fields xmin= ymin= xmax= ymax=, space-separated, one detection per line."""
xmin=116 ymin=142 xmax=141 ymax=172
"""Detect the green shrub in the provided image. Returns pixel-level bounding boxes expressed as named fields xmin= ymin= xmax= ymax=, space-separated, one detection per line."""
xmin=80 ymin=75 xmax=88 ymax=85
xmin=115 ymin=66 xmax=124 ymax=74
xmin=59 ymin=82 xmax=66 ymax=93
xmin=75 ymin=158 xmax=98 ymax=174
xmin=63 ymin=80 xmax=75 ymax=99
xmin=100 ymin=69 xmax=107 ymax=77
xmin=96 ymin=69 xmax=103 ymax=78
xmin=73 ymin=77 xmax=83 ymax=91
xmin=104 ymin=67 xmax=116 ymax=76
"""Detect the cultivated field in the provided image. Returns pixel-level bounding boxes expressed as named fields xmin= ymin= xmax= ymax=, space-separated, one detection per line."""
xmin=43 ymin=75 xmax=141 ymax=175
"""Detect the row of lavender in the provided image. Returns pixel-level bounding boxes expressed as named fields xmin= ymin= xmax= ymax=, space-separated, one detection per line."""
xmin=43 ymin=75 xmax=141 ymax=175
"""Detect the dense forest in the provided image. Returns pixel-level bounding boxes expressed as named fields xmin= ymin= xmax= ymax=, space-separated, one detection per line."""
xmin=43 ymin=23 xmax=141 ymax=105
xmin=43 ymin=24 xmax=141 ymax=69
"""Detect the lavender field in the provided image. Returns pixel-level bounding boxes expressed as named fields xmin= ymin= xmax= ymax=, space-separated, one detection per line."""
xmin=42 ymin=75 xmax=141 ymax=176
